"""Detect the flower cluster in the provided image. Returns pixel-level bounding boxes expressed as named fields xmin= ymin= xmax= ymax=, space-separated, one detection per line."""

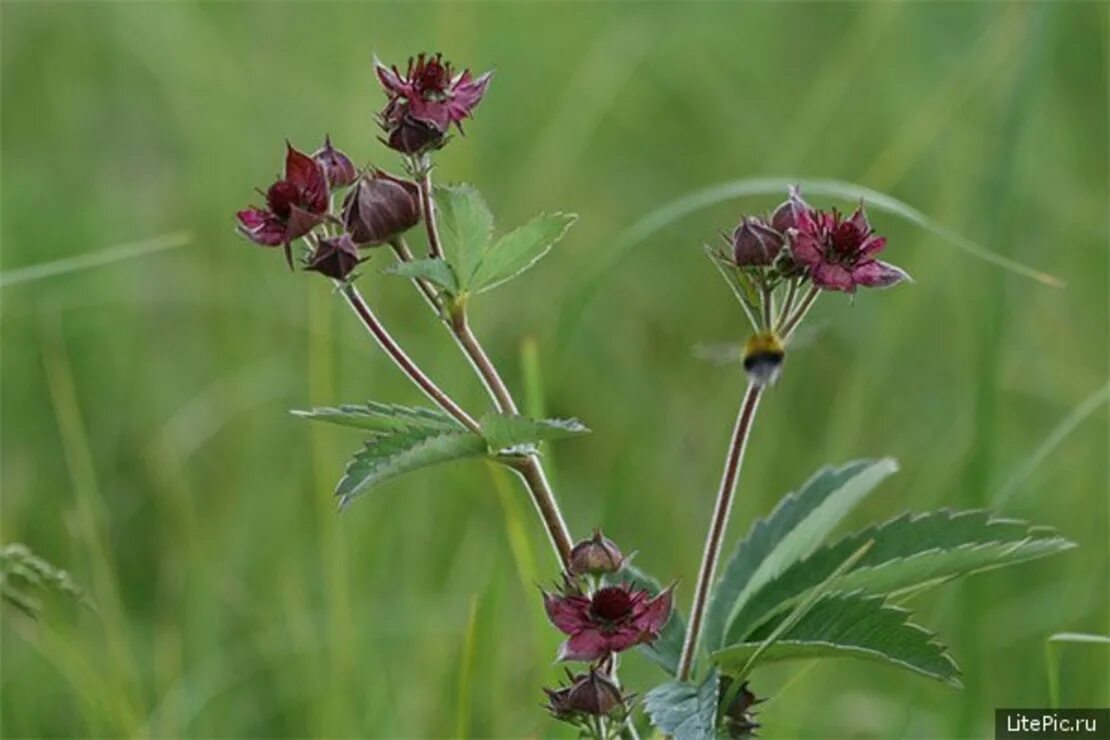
xmin=234 ymin=53 xmax=492 ymax=281
xmin=726 ymin=186 xmax=909 ymax=293
xmin=540 ymin=531 xmax=673 ymax=729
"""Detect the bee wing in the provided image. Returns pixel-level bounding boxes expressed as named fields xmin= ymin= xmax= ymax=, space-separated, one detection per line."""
xmin=693 ymin=342 xmax=746 ymax=366
xmin=783 ymin=319 xmax=828 ymax=351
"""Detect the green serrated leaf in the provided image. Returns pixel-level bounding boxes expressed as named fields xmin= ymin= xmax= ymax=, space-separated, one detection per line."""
xmin=478 ymin=413 xmax=589 ymax=453
xmin=714 ymin=593 xmax=962 ymax=687
xmin=291 ymin=402 xmax=462 ymax=433
xmin=470 ymin=212 xmax=577 ymax=293
xmin=434 ymin=184 xmax=493 ymax=291
xmin=644 ymin=668 xmax=719 ymax=740
xmin=604 ymin=564 xmax=685 ymax=676
xmin=383 ymin=258 xmax=459 ymax=294
xmin=704 ymin=459 xmax=898 ymax=653
xmin=733 ymin=540 xmax=874 ymax=679
xmin=336 ymin=428 xmax=488 ymax=506
xmin=725 ymin=510 xmax=1076 ymax=644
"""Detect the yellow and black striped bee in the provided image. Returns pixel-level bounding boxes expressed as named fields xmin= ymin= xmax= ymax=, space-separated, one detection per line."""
xmin=742 ymin=331 xmax=786 ymax=387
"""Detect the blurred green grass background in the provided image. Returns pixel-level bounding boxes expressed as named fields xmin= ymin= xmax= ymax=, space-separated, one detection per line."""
xmin=1 ymin=2 xmax=1107 ymax=737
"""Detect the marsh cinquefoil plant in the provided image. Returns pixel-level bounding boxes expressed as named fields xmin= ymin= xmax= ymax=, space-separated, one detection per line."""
xmin=234 ymin=52 xmax=1076 ymax=738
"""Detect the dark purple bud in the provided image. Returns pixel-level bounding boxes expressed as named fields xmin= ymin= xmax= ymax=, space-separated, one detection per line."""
xmin=731 ymin=217 xmax=784 ymax=266
xmin=342 ymin=170 xmax=422 ymax=247
xmin=386 ymin=113 xmax=447 ymax=155
xmin=720 ymin=677 xmax=764 ymax=738
xmin=305 ymin=234 xmax=363 ymax=281
xmin=313 ymin=136 xmax=357 ymax=189
xmin=771 ymin=185 xmax=812 ymax=233
xmin=543 ymin=669 xmax=627 ymax=720
xmin=568 ymin=529 xmax=624 ymax=576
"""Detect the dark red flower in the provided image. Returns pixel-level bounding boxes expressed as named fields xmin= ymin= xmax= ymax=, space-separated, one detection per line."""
xmin=342 ymin=169 xmax=422 ymax=247
xmin=305 ymin=233 xmax=363 ymax=281
xmin=544 ymin=583 xmax=672 ymax=662
xmin=568 ymin=530 xmax=625 ymax=576
xmin=375 ymin=53 xmax=492 ymax=154
xmin=789 ymin=194 xmax=909 ymax=292
xmin=236 ymin=143 xmax=330 ymax=266
xmin=313 ymin=136 xmax=357 ymax=189
xmin=543 ymin=668 xmax=629 ymax=720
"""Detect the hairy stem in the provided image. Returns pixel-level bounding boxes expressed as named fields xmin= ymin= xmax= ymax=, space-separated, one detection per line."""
xmin=760 ymin=283 xmax=775 ymax=331
xmin=415 ymin=156 xmax=445 ymax=260
xmin=449 ymin=307 xmax=519 ymax=415
xmin=338 ymin=283 xmax=480 ymax=433
xmin=776 ymin=278 xmax=800 ymax=332
xmin=407 ymin=171 xmax=575 ymax=570
xmin=778 ymin=285 xmax=820 ymax=339
xmin=389 ymin=239 xmax=441 ymax=310
xmin=509 ymin=456 xmax=575 ymax=572
xmin=676 ymin=382 xmax=764 ymax=681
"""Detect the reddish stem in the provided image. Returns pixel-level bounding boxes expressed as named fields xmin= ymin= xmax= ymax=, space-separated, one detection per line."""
xmin=676 ymin=382 xmax=764 ymax=681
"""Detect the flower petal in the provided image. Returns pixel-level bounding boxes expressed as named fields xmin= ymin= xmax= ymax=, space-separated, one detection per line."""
xmin=633 ymin=586 xmax=674 ymax=637
xmin=284 ymin=144 xmax=329 ymax=212
xmin=859 ymin=234 xmax=887 ymax=257
xmin=853 ymin=259 xmax=911 ymax=289
xmin=374 ymin=58 xmax=410 ymax=96
xmin=544 ymin=592 xmax=591 ymax=635
xmin=236 ymin=208 xmax=285 ymax=246
xmin=557 ymin=630 xmax=611 ymax=662
xmin=448 ymin=70 xmax=492 ymax=122
xmin=600 ymin=625 xmax=647 ymax=653
xmin=847 ymin=203 xmax=871 ymax=234
xmin=790 ymin=232 xmax=823 ymax=267
xmin=812 ymin=262 xmax=856 ymax=292
xmin=283 ymin=204 xmax=325 ymax=243
xmin=407 ymin=97 xmax=452 ymax=130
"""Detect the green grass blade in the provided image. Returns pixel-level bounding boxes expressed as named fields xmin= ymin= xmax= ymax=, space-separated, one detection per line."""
xmin=0 ymin=231 xmax=191 ymax=287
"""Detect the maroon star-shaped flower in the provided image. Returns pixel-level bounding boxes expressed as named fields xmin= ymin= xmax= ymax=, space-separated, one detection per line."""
xmin=374 ymin=52 xmax=492 ymax=154
xmin=790 ymin=195 xmax=910 ymax=292
xmin=544 ymin=583 xmax=673 ymax=662
xmin=236 ymin=143 xmax=330 ymax=267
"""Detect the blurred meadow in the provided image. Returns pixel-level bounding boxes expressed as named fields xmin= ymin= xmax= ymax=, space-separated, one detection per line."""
xmin=1 ymin=1 xmax=1107 ymax=738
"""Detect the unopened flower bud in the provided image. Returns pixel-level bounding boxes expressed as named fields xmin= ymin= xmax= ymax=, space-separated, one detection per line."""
xmin=342 ymin=170 xmax=421 ymax=247
xmin=770 ymin=185 xmax=811 ymax=233
xmin=313 ymin=136 xmax=357 ymax=189
xmin=568 ymin=529 xmax=624 ymax=576
xmin=386 ymin=115 xmax=447 ymax=155
xmin=731 ymin=217 xmax=784 ymax=266
xmin=720 ymin=677 xmax=764 ymax=738
xmin=544 ymin=669 xmax=628 ymax=720
xmin=305 ymin=233 xmax=363 ymax=281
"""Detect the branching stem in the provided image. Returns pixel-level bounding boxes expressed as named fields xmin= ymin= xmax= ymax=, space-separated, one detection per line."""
xmin=338 ymin=282 xmax=479 ymax=433
xmin=407 ymin=167 xmax=575 ymax=570
xmin=778 ymin=285 xmax=821 ymax=339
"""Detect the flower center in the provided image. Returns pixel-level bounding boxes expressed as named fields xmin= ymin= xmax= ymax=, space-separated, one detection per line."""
xmin=416 ymin=57 xmax=450 ymax=98
xmin=266 ymin=180 xmax=299 ymax=220
xmin=589 ymin=587 xmax=634 ymax=623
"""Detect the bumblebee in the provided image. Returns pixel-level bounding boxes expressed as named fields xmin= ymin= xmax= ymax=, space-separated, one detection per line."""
xmin=742 ymin=331 xmax=785 ymax=387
